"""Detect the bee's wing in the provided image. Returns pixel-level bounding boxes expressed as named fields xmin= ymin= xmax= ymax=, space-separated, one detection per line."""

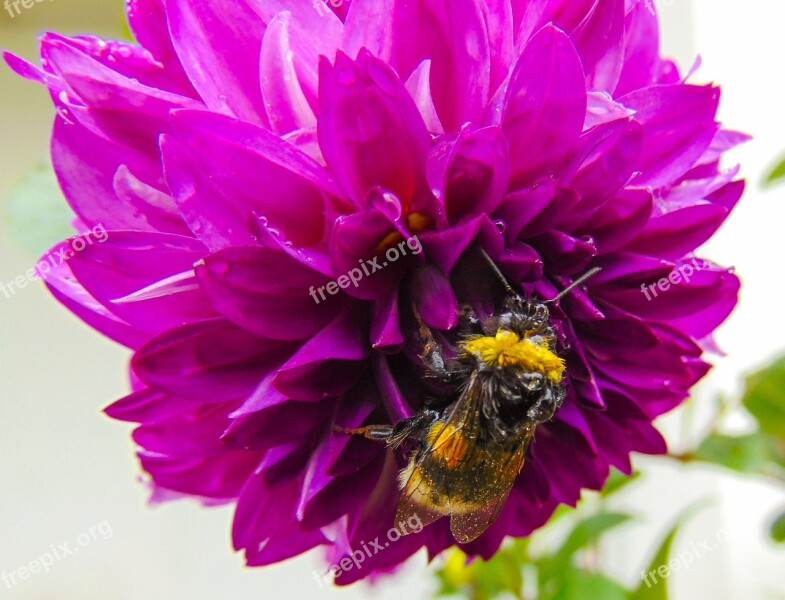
xmin=394 ymin=373 xmax=486 ymax=531
xmin=394 ymin=457 xmax=451 ymax=532
xmin=449 ymin=438 xmax=529 ymax=544
xmin=418 ymin=371 xmax=485 ymax=466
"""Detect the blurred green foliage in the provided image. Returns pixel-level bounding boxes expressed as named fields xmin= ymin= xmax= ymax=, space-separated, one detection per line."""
xmin=4 ymin=164 xmax=73 ymax=255
xmin=764 ymin=156 xmax=785 ymax=186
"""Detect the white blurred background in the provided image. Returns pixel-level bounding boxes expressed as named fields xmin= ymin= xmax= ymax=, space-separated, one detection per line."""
xmin=0 ymin=1 xmax=783 ymax=598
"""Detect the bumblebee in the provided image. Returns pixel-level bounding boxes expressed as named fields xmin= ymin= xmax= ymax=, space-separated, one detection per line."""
xmin=338 ymin=250 xmax=600 ymax=543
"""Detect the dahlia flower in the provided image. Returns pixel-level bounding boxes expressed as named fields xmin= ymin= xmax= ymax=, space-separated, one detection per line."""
xmin=6 ymin=0 xmax=745 ymax=584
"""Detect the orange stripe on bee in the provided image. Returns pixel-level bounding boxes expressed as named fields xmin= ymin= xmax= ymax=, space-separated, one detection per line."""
xmin=426 ymin=423 xmax=469 ymax=469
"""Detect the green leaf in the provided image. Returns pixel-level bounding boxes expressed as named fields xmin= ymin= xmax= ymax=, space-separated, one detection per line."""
xmin=601 ymin=469 xmax=641 ymax=497
xmin=434 ymin=545 xmax=525 ymax=600
xmin=550 ymin=570 xmax=629 ymax=600
xmin=694 ymin=433 xmax=774 ymax=473
xmin=765 ymin=156 xmax=785 ymax=186
xmin=630 ymin=503 xmax=706 ymax=600
xmin=630 ymin=528 xmax=678 ymax=600
xmin=538 ymin=512 xmax=633 ymax=588
xmin=743 ymin=356 xmax=785 ymax=439
xmin=474 ymin=551 xmax=524 ymax=600
xmin=4 ymin=164 xmax=73 ymax=255
xmin=770 ymin=510 xmax=785 ymax=544
xmin=553 ymin=512 xmax=634 ymax=564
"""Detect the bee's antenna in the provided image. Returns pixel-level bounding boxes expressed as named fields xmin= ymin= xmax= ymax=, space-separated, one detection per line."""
xmin=478 ymin=247 xmax=516 ymax=296
xmin=545 ymin=267 xmax=602 ymax=304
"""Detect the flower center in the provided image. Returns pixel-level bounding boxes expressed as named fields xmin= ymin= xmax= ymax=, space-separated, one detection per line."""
xmin=375 ymin=212 xmax=433 ymax=252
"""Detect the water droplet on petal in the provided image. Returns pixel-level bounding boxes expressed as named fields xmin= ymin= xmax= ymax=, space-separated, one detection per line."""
xmin=494 ymin=220 xmax=507 ymax=234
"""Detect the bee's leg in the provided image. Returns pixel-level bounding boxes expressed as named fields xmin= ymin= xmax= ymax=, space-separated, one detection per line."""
xmin=413 ymin=305 xmax=460 ymax=384
xmin=333 ymin=424 xmax=394 ymax=442
xmin=334 ymin=410 xmax=439 ymax=448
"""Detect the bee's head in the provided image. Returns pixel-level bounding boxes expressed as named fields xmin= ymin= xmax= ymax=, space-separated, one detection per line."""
xmin=495 ymin=294 xmax=551 ymax=334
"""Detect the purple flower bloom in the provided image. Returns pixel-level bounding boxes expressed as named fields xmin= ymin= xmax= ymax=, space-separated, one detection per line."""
xmin=6 ymin=0 xmax=746 ymax=583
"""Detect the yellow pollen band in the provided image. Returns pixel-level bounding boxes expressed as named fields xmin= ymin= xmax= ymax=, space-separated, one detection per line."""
xmin=463 ymin=329 xmax=565 ymax=382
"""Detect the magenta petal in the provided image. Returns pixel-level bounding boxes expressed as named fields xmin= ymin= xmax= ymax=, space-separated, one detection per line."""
xmin=166 ymin=0 xmax=269 ymax=125
xmin=579 ymin=189 xmax=653 ymax=254
xmin=430 ymin=126 xmax=511 ymax=226
xmin=498 ymin=243 xmax=544 ymax=284
xmin=42 ymin=37 xmax=201 ymax=155
xmin=64 ymin=231 xmax=214 ymax=337
xmin=373 ymin=354 xmax=417 ymax=422
xmin=162 ymin=110 xmax=337 ymax=250
xmin=196 ymin=245 xmax=343 ymax=340
xmin=342 ymin=0 xmax=491 ymax=132
xmin=341 ymin=0 xmax=426 ymax=78
xmin=615 ymin=0 xmax=660 ymax=96
xmin=405 ymin=60 xmax=445 ymax=135
xmin=597 ymin=264 xmax=740 ymax=338
xmin=494 ymin=180 xmax=557 ymax=242
xmin=140 ymin=449 xmax=263 ymax=500
xmin=43 ymin=257 xmax=146 ymax=349
xmin=530 ymin=230 xmax=597 ymax=275
xmin=410 ymin=263 xmax=460 ymax=330
xmin=52 ymin=118 xmax=175 ymax=232
xmin=584 ymin=91 xmax=636 ymax=130
xmin=233 ymin=469 xmax=312 ymax=558
xmin=132 ymin=318 xmax=289 ymax=401
xmin=626 ymin=203 xmax=731 ymax=260
xmin=419 ymin=214 xmax=502 ymax=276
xmin=260 ymin=12 xmax=317 ymax=135
xmin=273 ymin=308 xmax=369 ymax=400
xmin=223 ymin=400 xmax=329 ymax=451
xmin=318 ymin=50 xmax=431 ymax=211
xmin=249 ymin=0 xmax=342 ymax=73
xmin=104 ymin=388 xmax=193 ymax=422
xmin=127 ymin=0 xmax=197 ymax=95
xmin=480 ymin=0 xmax=514 ymax=92
xmin=329 ymin=197 xmax=424 ymax=301
xmin=503 ymin=25 xmax=587 ymax=185
xmin=371 ymin=292 xmax=404 ymax=351
xmin=427 ymin=0 xmax=491 ymax=131
xmin=622 ymin=84 xmax=720 ymax=188
xmin=571 ymin=0 xmax=625 ymax=92
xmin=566 ymin=120 xmax=644 ymax=204
xmin=133 ymin=401 xmax=235 ymax=455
